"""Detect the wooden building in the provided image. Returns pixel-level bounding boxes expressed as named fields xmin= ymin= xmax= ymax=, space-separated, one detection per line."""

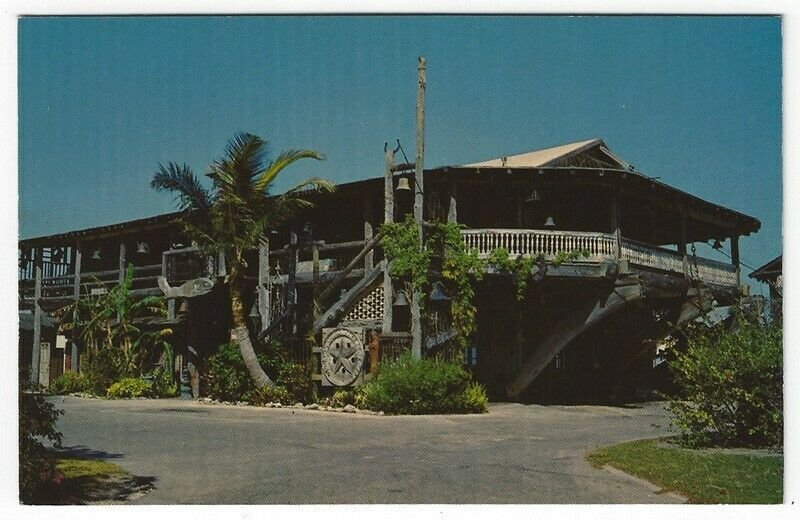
xmin=19 ymin=139 xmax=760 ymax=402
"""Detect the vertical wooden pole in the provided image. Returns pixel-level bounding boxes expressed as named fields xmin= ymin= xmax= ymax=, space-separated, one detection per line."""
xmin=71 ymin=241 xmax=82 ymax=372
xmin=448 ymin=181 xmax=458 ymax=223
xmin=364 ymin=193 xmax=374 ymax=271
xmin=163 ymin=250 xmax=175 ymax=320
xmin=411 ymin=56 xmax=426 ymax=359
xmin=118 ymin=240 xmax=127 ymax=284
xmin=312 ymin=244 xmax=320 ymax=325
xmin=611 ymin=185 xmax=622 ymax=259
xmin=678 ymin=214 xmax=688 ymax=277
xmin=731 ymin=234 xmax=741 ymax=286
xmin=382 ymin=146 xmax=395 ymax=335
xmin=258 ymin=238 xmax=270 ymax=333
xmin=287 ymin=231 xmax=298 ymax=334
xmin=30 ymin=248 xmax=43 ymax=386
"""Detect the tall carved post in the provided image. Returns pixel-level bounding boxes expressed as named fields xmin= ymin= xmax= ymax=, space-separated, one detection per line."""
xmin=411 ymin=56 xmax=426 ymax=359
xmin=30 ymin=247 xmax=43 ymax=386
xmin=71 ymin=241 xmax=82 ymax=372
xmin=382 ymin=145 xmax=395 ymax=335
xmin=678 ymin=213 xmax=688 ymax=277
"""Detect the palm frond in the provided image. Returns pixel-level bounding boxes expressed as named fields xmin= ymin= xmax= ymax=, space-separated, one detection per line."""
xmin=151 ymin=163 xmax=213 ymax=213
xmin=254 ymin=149 xmax=325 ymax=194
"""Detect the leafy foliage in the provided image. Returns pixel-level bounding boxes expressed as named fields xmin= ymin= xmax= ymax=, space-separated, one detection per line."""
xmin=106 ymin=378 xmax=153 ymax=399
xmin=278 ymin=362 xmax=314 ymax=404
xmin=358 ymin=353 xmax=488 ymax=414
xmin=330 ymin=389 xmax=357 ymax=407
xmin=249 ymin=385 xmax=293 ymax=406
xmin=668 ymin=312 xmax=783 ymax=448
xmin=49 ymin=371 xmax=91 ymax=395
xmin=20 ymin=380 xmax=63 ymax=503
xmin=56 ymin=264 xmax=173 ymax=395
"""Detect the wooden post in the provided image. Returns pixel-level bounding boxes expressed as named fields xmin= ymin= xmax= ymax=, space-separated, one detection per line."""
xmin=30 ymin=248 xmax=43 ymax=386
xmin=678 ymin=214 xmax=688 ymax=277
xmin=162 ymin=250 xmax=175 ymax=320
xmin=71 ymin=241 xmax=82 ymax=372
xmin=610 ymin=185 xmax=622 ymax=259
xmin=364 ymin=194 xmax=374 ymax=271
xmin=287 ymin=231 xmax=298 ymax=334
xmin=448 ymin=181 xmax=458 ymax=223
xmin=382 ymin=145 xmax=395 ymax=335
xmin=258 ymin=238 xmax=270 ymax=333
xmin=411 ymin=56 xmax=426 ymax=359
xmin=312 ymin=244 xmax=320 ymax=325
xmin=118 ymin=241 xmax=127 ymax=284
xmin=731 ymin=234 xmax=741 ymax=286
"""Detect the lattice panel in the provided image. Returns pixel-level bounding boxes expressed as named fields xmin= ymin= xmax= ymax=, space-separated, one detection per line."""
xmin=342 ymin=285 xmax=384 ymax=323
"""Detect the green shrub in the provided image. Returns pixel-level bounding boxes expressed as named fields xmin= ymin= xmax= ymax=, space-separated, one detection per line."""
xmin=331 ymin=389 xmax=356 ymax=407
xmin=205 ymin=342 xmax=269 ymax=402
xmin=49 ymin=371 xmax=91 ymax=395
xmin=106 ymin=378 xmax=153 ymax=399
xmin=358 ymin=353 xmax=489 ymax=414
xmin=81 ymin=349 xmax=120 ymax=395
xmin=149 ymin=366 xmax=178 ymax=398
xmin=279 ymin=363 xmax=314 ymax=404
xmin=249 ymin=385 xmax=292 ymax=406
xmin=668 ymin=313 xmax=782 ymax=448
xmin=20 ymin=382 xmax=62 ymax=503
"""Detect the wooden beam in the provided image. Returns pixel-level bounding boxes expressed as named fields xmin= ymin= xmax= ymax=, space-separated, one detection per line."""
xmin=364 ymin=193 xmax=374 ymax=271
xmin=317 ymin=232 xmax=383 ymax=304
xmin=312 ymin=244 xmax=320 ymax=325
xmin=448 ymin=181 xmax=458 ymax=223
xmin=506 ymin=282 xmax=643 ymax=398
xmin=731 ymin=234 xmax=741 ymax=286
xmin=312 ymin=260 xmax=386 ymax=335
xmin=118 ymin=241 xmax=126 ymax=284
xmin=71 ymin=241 xmax=82 ymax=372
xmin=411 ymin=56 xmax=426 ymax=360
xmin=286 ymin=231 xmax=298 ymax=334
xmin=30 ymin=248 xmax=43 ymax=386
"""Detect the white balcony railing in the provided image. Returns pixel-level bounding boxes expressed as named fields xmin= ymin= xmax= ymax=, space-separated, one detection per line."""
xmin=460 ymin=228 xmax=738 ymax=287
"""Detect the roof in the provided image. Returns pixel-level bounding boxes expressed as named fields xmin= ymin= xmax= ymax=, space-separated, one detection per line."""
xmin=463 ymin=139 xmax=609 ymax=168
xmin=749 ymin=255 xmax=782 ymax=281
xmin=19 ymin=211 xmax=182 ymax=248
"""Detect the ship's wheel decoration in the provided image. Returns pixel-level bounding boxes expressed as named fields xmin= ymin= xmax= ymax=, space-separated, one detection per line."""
xmin=321 ymin=328 xmax=365 ymax=386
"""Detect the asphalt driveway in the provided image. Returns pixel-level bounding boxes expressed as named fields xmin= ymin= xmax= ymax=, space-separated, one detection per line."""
xmin=50 ymin=396 xmax=684 ymax=504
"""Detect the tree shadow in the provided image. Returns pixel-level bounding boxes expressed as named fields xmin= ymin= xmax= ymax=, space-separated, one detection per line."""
xmin=54 ymin=445 xmax=125 ymax=460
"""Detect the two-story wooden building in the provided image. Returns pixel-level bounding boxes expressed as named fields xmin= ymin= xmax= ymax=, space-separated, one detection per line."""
xmin=19 ymin=139 xmax=760 ymax=401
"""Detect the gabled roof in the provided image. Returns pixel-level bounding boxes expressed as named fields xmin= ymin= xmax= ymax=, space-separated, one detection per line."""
xmin=749 ymin=255 xmax=782 ymax=281
xmin=462 ymin=138 xmax=625 ymax=169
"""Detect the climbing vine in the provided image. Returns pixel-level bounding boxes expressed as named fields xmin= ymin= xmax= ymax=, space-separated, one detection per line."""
xmin=380 ymin=216 xmax=591 ymax=354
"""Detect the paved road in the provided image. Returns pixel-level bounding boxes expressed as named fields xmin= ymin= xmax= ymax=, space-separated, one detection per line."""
xmin=51 ymin=396 xmax=684 ymax=504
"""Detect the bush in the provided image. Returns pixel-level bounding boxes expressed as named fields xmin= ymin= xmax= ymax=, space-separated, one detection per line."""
xmin=149 ymin=366 xmax=178 ymax=398
xmin=81 ymin=349 xmax=120 ymax=395
xmin=331 ymin=389 xmax=356 ymax=407
xmin=358 ymin=353 xmax=489 ymax=414
xmin=49 ymin=372 xmax=91 ymax=395
xmin=205 ymin=342 xmax=269 ymax=402
xmin=249 ymin=385 xmax=293 ymax=406
xmin=278 ymin=363 xmax=314 ymax=404
xmin=668 ymin=313 xmax=782 ymax=448
xmin=20 ymin=384 xmax=63 ymax=503
xmin=106 ymin=378 xmax=153 ymax=399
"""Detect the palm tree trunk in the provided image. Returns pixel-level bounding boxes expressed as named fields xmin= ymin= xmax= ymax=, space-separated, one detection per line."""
xmin=229 ymin=281 xmax=274 ymax=388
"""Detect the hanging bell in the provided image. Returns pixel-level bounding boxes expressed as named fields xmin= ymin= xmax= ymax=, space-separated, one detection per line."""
xmin=393 ymin=289 xmax=409 ymax=307
xmin=543 ymin=216 xmax=556 ymax=228
xmin=711 ymin=239 xmax=723 ymax=250
xmin=92 ymin=248 xmax=102 ymax=260
xmin=137 ymin=241 xmax=150 ymax=254
xmin=396 ymin=177 xmax=412 ymax=192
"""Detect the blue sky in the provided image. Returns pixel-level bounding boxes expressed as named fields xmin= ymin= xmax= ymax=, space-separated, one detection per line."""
xmin=18 ymin=15 xmax=782 ymax=286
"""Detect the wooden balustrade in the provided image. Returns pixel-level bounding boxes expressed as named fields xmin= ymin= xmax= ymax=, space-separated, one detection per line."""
xmin=461 ymin=229 xmax=738 ymax=287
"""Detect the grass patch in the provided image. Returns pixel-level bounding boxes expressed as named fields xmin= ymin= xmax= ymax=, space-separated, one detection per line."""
xmin=587 ymin=438 xmax=782 ymax=504
xmin=41 ymin=456 xmax=155 ymax=504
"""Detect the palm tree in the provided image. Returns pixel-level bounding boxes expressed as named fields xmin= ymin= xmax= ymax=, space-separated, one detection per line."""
xmin=151 ymin=133 xmax=334 ymax=388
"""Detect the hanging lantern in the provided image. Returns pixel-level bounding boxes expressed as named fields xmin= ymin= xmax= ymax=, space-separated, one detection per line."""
xmin=429 ymin=281 xmax=450 ymax=302
xmin=543 ymin=216 xmax=556 ymax=228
